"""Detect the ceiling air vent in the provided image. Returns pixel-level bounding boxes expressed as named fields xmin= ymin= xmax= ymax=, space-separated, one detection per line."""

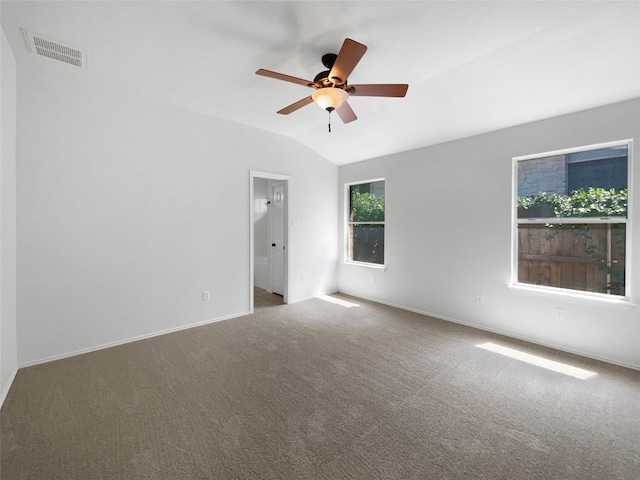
xmin=21 ymin=28 xmax=87 ymax=69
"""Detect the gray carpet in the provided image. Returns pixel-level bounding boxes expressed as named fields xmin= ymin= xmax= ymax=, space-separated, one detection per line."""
xmin=2 ymin=293 xmax=639 ymax=479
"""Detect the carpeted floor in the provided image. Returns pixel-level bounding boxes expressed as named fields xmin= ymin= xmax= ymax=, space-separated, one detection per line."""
xmin=1 ymin=293 xmax=639 ymax=479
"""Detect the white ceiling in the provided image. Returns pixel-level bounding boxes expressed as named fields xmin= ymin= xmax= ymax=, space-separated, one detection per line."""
xmin=2 ymin=1 xmax=639 ymax=165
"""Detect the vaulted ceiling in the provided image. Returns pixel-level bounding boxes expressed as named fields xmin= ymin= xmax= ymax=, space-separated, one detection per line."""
xmin=2 ymin=1 xmax=639 ymax=165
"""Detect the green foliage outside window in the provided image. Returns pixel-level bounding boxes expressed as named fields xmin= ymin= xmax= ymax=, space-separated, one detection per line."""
xmin=351 ymin=191 xmax=385 ymax=222
xmin=350 ymin=189 xmax=385 ymax=264
xmin=517 ymin=187 xmax=627 ymax=218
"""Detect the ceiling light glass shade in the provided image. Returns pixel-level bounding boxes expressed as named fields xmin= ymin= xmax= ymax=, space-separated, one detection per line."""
xmin=312 ymin=87 xmax=348 ymax=111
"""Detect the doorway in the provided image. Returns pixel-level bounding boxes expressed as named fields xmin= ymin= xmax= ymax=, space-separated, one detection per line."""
xmin=250 ymin=171 xmax=290 ymax=312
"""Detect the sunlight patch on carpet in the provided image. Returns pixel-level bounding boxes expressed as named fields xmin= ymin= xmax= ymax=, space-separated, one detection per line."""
xmin=476 ymin=342 xmax=598 ymax=380
xmin=316 ymin=295 xmax=360 ymax=308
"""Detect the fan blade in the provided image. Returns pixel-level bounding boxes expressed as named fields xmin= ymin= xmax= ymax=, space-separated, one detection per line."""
xmin=347 ymin=84 xmax=408 ymax=97
xmin=328 ymin=38 xmax=367 ymax=85
xmin=256 ymin=69 xmax=314 ymax=88
xmin=277 ymin=96 xmax=314 ymax=115
xmin=336 ymin=101 xmax=357 ymax=124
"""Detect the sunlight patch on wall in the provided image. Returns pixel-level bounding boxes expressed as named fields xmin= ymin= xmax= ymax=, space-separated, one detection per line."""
xmin=476 ymin=342 xmax=597 ymax=380
xmin=316 ymin=295 xmax=360 ymax=308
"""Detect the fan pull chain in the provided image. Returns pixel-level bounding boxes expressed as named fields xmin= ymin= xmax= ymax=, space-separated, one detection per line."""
xmin=328 ymin=110 xmax=331 ymax=133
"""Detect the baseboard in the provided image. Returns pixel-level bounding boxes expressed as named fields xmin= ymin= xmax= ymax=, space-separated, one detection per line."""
xmin=337 ymin=289 xmax=640 ymax=372
xmin=290 ymin=290 xmax=339 ymax=305
xmin=1 ymin=368 xmax=18 ymax=408
xmin=288 ymin=296 xmax=313 ymax=304
xmin=19 ymin=311 xmax=251 ymax=369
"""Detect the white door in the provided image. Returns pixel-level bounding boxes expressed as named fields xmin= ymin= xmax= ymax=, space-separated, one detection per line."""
xmin=270 ymin=182 xmax=285 ymax=295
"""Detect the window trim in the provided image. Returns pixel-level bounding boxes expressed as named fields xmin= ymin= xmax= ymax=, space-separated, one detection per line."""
xmin=511 ymin=139 xmax=633 ymax=303
xmin=344 ymin=177 xmax=386 ymax=267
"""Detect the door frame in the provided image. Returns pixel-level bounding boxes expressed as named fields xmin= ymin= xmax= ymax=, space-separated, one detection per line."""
xmin=249 ymin=171 xmax=291 ymax=312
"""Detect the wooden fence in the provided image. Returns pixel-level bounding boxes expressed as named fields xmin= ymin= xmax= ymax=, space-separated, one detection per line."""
xmin=518 ymin=223 xmax=625 ymax=295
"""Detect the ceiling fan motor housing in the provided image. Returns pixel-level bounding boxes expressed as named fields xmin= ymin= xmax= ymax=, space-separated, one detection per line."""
xmin=322 ymin=53 xmax=337 ymax=69
xmin=315 ymin=52 xmax=347 ymax=87
xmin=314 ymin=70 xmax=347 ymax=89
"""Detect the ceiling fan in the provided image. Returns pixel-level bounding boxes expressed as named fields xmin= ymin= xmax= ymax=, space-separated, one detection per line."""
xmin=256 ymin=38 xmax=408 ymax=131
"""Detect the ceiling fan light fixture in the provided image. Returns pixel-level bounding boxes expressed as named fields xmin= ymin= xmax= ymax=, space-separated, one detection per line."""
xmin=312 ymin=87 xmax=348 ymax=111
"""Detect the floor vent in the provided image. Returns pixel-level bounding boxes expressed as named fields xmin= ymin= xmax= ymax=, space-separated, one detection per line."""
xmin=22 ymin=28 xmax=87 ymax=69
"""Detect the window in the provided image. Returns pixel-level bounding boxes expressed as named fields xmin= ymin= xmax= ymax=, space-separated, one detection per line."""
xmin=514 ymin=141 xmax=631 ymax=298
xmin=347 ymin=179 xmax=385 ymax=265
xmin=567 ymin=148 xmax=628 ymax=193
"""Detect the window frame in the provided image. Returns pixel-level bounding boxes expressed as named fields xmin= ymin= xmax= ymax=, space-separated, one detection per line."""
xmin=511 ymin=139 xmax=633 ymax=303
xmin=344 ymin=178 xmax=386 ymax=268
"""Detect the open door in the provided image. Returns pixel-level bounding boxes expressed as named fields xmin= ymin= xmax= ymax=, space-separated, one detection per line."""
xmin=270 ymin=182 xmax=285 ymax=296
xmin=249 ymin=171 xmax=290 ymax=312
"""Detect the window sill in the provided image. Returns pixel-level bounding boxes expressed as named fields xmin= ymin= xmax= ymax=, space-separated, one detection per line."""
xmin=343 ymin=261 xmax=387 ymax=271
xmin=509 ymin=284 xmax=636 ymax=309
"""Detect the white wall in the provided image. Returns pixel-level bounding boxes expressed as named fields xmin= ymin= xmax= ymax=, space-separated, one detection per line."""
xmin=339 ymin=99 xmax=640 ymax=369
xmin=253 ymin=177 xmax=269 ymax=290
xmin=15 ymin=59 xmax=338 ymax=366
xmin=1 ymin=28 xmax=19 ymax=404
xmin=253 ymin=177 xmax=269 ymax=260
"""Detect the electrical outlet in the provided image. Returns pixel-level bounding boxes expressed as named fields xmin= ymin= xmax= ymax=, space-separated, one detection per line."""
xmin=203 ymin=290 xmax=210 ymax=301
xmin=475 ymin=294 xmax=484 ymax=305
xmin=555 ymin=307 xmax=564 ymax=320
